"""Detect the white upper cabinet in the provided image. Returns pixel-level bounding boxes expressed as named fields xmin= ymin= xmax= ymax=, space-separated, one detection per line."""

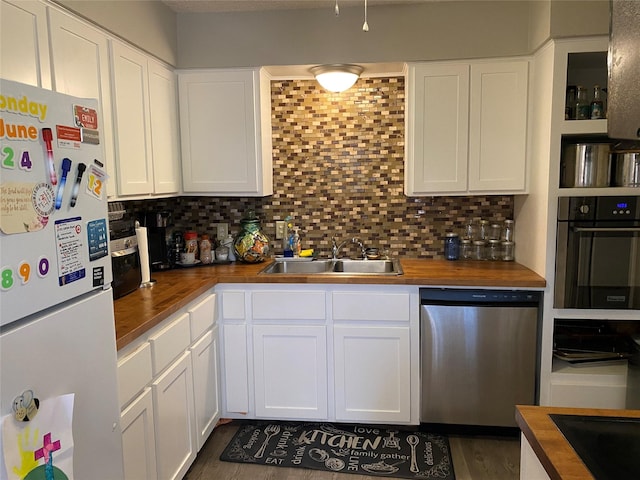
xmin=148 ymin=60 xmax=181 ymax=194
xmin=178 ymin=68 xmax=273 ymax=196
xmin=48 ymin=8 xmax=116 ymax=196
xmin=406 ymin=59 xmax=529 ymax=196
xmin=111 ymin=41 xmax=154 ymax=195
xmin=110 ymin=41 xmax=181 ymax=197
xmin=0 ymin=0 xmax=51 ymax=88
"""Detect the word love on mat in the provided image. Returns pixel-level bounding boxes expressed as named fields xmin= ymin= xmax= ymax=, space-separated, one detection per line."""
xmin=220 ymin=421 xmax=455 ymax=479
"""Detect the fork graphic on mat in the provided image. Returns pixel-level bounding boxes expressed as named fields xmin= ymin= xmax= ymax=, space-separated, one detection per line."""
xmin=254 ymin=424 xmax=280 ymax=458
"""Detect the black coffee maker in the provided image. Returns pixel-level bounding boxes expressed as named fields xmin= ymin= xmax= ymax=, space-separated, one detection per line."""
xmin=144 ymin=211 xmax=172 ymax=271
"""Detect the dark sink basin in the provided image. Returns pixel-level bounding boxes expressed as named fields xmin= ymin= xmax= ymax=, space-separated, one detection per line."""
xmin=550 ymin=414 xmax=640 ymax=480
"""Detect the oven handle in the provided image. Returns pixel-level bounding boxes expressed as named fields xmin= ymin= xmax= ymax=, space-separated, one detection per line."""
xmin=574 ymin=227 xmax=640 ymax=233
xmin=111 ymin=246 xmax=138 ymax=257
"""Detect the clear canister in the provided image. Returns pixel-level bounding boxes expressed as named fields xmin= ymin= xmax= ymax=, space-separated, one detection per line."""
xmin=199 ymin=234 xmax=212 ymax=264
xmin=461 ymin=239 xmax=473 ymax=260
xmin=473 ymin=240 xmax=486 ymax=260
xmin=444 ymin=232 xmax=460 ymax=261
xmin=502 ymin=241 xmax=515 ymax=261
xmin=478 ymin=220 xmax=489 ymax=241
xmin=502 ymin=220 xmax=514 ymax=242
xmin=488 ymin=239 xmax=502 ymax=261
xmin=489 ymin=223 xmax=502 ymax=240
xmin=184 ymin=231 xmax=198 ymax=258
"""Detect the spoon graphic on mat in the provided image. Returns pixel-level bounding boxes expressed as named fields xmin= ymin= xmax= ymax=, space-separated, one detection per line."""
xmin=255 ymin=424 xmax=280 ymax=458
xmin=407 ymin=434 xmax=420 ymax=473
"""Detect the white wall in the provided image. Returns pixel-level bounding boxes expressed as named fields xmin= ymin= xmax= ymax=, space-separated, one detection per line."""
xmin=54 ymin=0 xmax=178 ymax=65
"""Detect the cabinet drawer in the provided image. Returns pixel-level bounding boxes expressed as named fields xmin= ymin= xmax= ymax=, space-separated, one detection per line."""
xmin=221 ymin=291 xmax=245 ymax=320
xmin=117 ymin=342 xmax=153 ymax=409
xmin=149 ymin=312 xmax=190 ymax=375
xmin=189 ymin=293 xmax=216 ymax=342
xmin=332 ymin=292 xmax=410 ymax=322
xmin=252 ymin=291 xmax=325 ymax=320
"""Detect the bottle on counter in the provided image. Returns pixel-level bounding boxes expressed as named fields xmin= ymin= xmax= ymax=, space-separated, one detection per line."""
xmin=184 ymin=231 xmax=198 ymax=259
xmin=221 ymin=234 xmax=236 ymax=261
xmin=199 ymin=234 xmax=212 ymax=264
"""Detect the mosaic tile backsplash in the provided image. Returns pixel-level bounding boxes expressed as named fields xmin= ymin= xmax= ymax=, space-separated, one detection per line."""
xmin=122 ymin=77 xmax=513 ymax=259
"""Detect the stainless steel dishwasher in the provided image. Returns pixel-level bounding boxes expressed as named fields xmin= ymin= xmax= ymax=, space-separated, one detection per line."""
xmin=420 ymin=288 xmax=542 ymax=428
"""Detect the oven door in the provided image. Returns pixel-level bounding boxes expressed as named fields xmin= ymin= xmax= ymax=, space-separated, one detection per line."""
xmin=558 ymin=223 xmax=640 ymax=309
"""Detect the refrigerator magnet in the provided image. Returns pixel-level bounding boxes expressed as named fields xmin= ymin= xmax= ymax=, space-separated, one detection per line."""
xmin=12 ymin=389 xmax=39 ymax=422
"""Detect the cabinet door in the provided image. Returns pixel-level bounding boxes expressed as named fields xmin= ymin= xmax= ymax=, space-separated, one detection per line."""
xmin=468 ymin=60 xmax=528 ymax=192
xmin=190 ymin=327 xmax=220 ymax=451
xmin=48 ymin=9 xmax=116 ymax=195
xmin=406 ymin=63 xmax=469 ymax=194
xmin=0 ymin=0 xmax=51 ymax=88
xmin=152 ymin=351 xmax=196 ymax=480
xmin=178 ymin=69 xmax=273 ymax=196
xmin=221 ymin=323 xmax=249 ymax=416
xmin=121 ymin=388 xmax=158 ymax=480
xmin=148 ymin=59 xmax=181 ymax=194
xmin=110 ymin=41 xmax=154 ymax=195
xmin=334 ymin=325 xmax=411 ymax=423
xmin=253 ymin=324 xmax=328 ymax=420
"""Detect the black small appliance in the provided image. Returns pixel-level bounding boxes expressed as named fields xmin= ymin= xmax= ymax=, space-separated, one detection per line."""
xmin=144 ymin=211 xmax=172 ymax=271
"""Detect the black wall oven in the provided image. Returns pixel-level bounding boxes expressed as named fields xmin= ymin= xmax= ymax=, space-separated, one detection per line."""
xmin=555 ymin=196 xmax=640 ymax=310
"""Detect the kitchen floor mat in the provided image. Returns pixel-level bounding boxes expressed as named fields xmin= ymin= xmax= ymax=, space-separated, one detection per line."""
xmin=220 ymin=421 xmax=455 ymax=479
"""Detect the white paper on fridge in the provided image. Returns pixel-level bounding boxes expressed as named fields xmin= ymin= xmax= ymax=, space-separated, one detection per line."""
xmin=1 ymin=393 xmax=75 ymax=480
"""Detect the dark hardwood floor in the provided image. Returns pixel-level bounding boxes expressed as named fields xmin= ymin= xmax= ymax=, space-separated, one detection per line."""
xmin=183 ymin=422 xmax=520 ymax=480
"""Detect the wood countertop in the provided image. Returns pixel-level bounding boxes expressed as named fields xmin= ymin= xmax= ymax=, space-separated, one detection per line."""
xmin=114 ymin=258 xmax=545 ymax=350
xmin=516 ymin=405 xmax=640 ymax=480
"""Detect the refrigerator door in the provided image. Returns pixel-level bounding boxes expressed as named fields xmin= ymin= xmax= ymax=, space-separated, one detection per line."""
xmin=0 ymin=288 xmax=124 ymax=479
xmin=0 ymin=79 xmax=112 ymax=326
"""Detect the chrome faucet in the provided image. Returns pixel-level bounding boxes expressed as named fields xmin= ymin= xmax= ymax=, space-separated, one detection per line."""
xmin=332 ymin=237 xmax=366 ymax=259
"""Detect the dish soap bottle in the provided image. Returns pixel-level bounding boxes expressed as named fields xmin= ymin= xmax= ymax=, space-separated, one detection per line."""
xmin=291 ymin=228 xmax=301 ymax=257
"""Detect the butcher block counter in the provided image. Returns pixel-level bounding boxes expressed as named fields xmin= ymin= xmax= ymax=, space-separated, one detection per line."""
xmin=113 ymin=258 xmax=545 ymax=350
xmin=516 ymin=405 xmax=640 ymax=480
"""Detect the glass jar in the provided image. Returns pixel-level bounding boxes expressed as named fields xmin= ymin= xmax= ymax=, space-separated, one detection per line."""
xmin=502 ymin=241 xmax=515 ymax=261
xmin=444 ymin=232 xmax=460 ymax=261
xmin=461 ymin=238 xmax=473 ymax=260
xmin=502 ymin=219 xmax=515 ymax=242
xmin=489 ymin=223 xmax=502 ymax=240
xmin=590 ymin=84 xmax=605 ymax=119
xmin=233 ymin=211 xmax=270 ymax=263
xmin=575 ymin=85 xmax=590 ymax=120
xmin=473 ymin=240 xmax=486 ymax=260
xmin=199 ymin=234 xmax=212 ymax=264
xmin=184 ymin=231 xmax=198 ymax=258
xmin=463 ymin=221 xmax=477 ymax=240
xmin=478 ymin=220 xmax=489 ymax=241
xmin=488 ymin=239 xmax=502 ymax=261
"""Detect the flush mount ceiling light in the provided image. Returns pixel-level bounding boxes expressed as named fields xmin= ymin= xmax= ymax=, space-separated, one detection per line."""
xmin=310 ymin=64 xmax=364 ymax=93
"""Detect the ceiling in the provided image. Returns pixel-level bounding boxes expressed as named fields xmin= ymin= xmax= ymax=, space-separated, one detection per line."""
xmin=161 ymin=0 xmax=429 ymax=13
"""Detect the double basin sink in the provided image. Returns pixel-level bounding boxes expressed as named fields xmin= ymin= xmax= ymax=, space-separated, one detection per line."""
xmin=259 ymin=258 xmax=403 ymax=276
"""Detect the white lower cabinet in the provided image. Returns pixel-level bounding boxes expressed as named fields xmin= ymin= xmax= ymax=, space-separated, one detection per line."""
xmin=190 ymin=326 xmax=221 ymax=451
xmin=117 ymin=291 xmax=218 ymax=480
xmin=121 ymin=388 xmax=158 ymax=480
xmin=218 ymin=284 xmax=419 ymax=425
xmin=334 ymin=326 xmax=411 ymax=423
xmin=519 ymin=433 xmax=551 ymax=480
xmin=253 ymin=324 xmax=328 ymax=420
xmin=152 ymin=351 xmax=196 ymax=480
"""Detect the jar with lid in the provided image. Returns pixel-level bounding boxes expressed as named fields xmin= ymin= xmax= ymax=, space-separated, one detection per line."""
xmin=199 ymin=234 xmax=212 ymax=264
xmin=488 ymin=223 xmax=502 ymax=240
xmin=472 ymin=240 xmax=486 ymax=260
xmin=488 ymin=239 xmax=502 ymax=261
xmin=478 ymin=220 xmax=489 ymax=241
xmin=184 ymin=231 xmax=198 ymax=258
xmin=444 ymin=233 xmax=460 ymax=261
xmin=460 ymin=238 xmax=473 ymax=260
xmin=233 ymin=210 xmax=270 ymax=263
xmin=502 ymin=241 xmax=515 ymax=261
xmin=575 ymin=86 xmax=590 ymax=120
xmin=590 ymin=85 xmax=605 ymax=119
xmin=502 ymin=220 xmax=515 ymax=242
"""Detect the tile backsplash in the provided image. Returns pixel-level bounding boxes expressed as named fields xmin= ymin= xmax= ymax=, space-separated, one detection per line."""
xmin=121 ymin=76 xmax=513 ymax=259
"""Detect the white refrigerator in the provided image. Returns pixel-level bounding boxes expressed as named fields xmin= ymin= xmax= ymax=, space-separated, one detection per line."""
xmin=0 ymin=79 xmax=124 ymax=479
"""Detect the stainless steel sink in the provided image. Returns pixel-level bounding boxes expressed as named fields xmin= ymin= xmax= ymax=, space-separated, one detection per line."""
xmin=258 ymin=258 xmax=403 ymax=275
